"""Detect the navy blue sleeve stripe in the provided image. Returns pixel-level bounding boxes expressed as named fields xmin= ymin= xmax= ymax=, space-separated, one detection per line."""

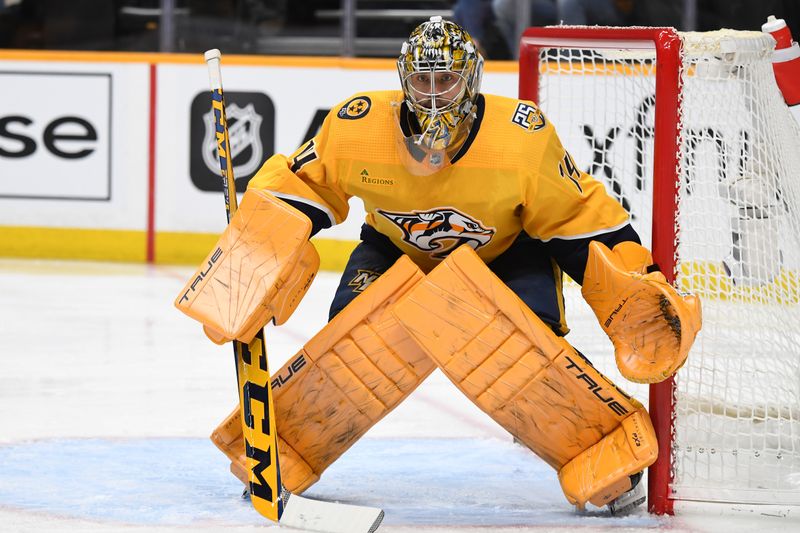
xmin=542 ymin=224 xmax=642 ymax=285
xmin=277 ymin=197 xmax=332 ymax=237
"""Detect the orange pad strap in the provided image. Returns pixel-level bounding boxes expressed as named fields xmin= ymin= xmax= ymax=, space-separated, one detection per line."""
xmin=581 ymin=241 xmax=702 ymax=384
xmin=391 ymin=245 xmax=657 ymax=508
xmin=175 ymin=189 xmax=320 ymax=344
xmin=211 ymin=255 xmax=434 ymax=493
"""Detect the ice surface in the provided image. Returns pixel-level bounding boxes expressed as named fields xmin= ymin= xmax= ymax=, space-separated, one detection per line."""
xmin=0 ymin=259 xmax=796 ymax=532
xmin=0 ymin=436 xmax=656 ymax=529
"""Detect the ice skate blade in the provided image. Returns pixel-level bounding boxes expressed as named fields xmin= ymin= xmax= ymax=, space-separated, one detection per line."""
xmin=608 ymin=477 xmax=646 ymax=516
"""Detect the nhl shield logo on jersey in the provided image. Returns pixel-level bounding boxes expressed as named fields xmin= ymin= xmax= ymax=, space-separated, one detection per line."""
xmin=377 ymin=207 xmax=495 ymax=259
xmin=511 ymin=102 xmax=547 ymax=132
xmin=338 ymin=96 xmax=372 ymax=120
xmin=202 ymin=102 xmax=264 ymax=178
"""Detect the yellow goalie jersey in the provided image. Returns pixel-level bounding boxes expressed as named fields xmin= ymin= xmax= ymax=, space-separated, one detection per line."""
xmin=248 ymin=90 xmax=630 ymax=273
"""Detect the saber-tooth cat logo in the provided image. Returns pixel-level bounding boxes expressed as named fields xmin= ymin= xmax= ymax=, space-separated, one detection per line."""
xmin=190 ymin=91 xmax=275 ymax=192
xmin=378 ymin=207 xmax=495 ymax=259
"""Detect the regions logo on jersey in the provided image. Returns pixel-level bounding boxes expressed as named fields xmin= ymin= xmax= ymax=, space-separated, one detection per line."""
xmin=377 ymin=207 xmax=495 ymax=259
xmin=511 ymin=102 xmax=546 ymax=133
xmin=348 ymin=269 xmax=380 ymax=293
xmin=338 ymin=96 xmax=371 ymax=120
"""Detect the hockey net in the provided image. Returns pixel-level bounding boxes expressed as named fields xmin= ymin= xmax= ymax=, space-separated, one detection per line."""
xmin=519 ymin=27 xmax=800 ymax=514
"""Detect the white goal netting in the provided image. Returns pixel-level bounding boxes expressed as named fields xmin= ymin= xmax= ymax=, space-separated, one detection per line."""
xmin=528 ymin=28 xmax=800 ymax=505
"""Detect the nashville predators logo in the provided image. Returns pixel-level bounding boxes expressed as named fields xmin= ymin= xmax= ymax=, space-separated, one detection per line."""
xmin=348 ymin=269 xmax=380 ymax=293
xmin=377 ymin=207 xmax=495 ymax=259
xmin=511 ymin=102 xmax=546 ymax=133
xmin=338 ymin=96 xmax=371 ymax=120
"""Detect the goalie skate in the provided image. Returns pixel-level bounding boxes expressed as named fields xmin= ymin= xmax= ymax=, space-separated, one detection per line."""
xmin=607 ymin=472 xmax=645 ymax=515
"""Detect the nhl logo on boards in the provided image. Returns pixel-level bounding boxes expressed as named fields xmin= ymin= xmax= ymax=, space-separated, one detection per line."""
xmin=189 ymin=91 xmax=275 ymax=192
xmin=511 ymin=102 xmax=547 ymax=132
xmin=202 ymin=103 xmax=263 ymax=178
xmin=338 ymin=96 xmax=371 ymax=120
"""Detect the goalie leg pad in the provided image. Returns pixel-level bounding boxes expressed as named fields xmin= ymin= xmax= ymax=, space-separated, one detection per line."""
xmin=211 ymin=255 xmax=435 ymax=493
xmin=559 ymin=408 xmax=657 ymax=508
xmin=391 ymin=245 xmax=657 ymax=507
xmin=176 ymin=189 xmax=320 ymax=344
xmin=211 ymin=404 xmax=316 ymax=490
xmin=209 ymin=405 xmax=249 ymax=485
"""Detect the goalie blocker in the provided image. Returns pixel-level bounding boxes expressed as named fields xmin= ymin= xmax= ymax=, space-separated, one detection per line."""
xmin=175 ymin=189 xmax=320 ymax=345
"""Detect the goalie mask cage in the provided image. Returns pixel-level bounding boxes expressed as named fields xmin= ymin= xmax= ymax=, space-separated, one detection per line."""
xmin=519 ymin=26 xmax=800 ymax=515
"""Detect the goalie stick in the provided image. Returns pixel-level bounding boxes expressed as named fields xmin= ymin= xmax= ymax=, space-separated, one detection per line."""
xmin=203 ymin=49 xmax=384 ymax=533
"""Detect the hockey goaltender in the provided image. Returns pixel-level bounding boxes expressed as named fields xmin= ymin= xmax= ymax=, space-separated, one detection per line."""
xmin=176 ymin=16 xmax=702 ymax=516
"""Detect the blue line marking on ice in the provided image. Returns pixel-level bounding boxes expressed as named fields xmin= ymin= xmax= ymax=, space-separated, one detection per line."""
xmin=0 ymin=437 xmax=659 ymax=528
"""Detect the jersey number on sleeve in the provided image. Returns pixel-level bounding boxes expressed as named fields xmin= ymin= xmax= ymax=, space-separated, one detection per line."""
xmin=558 ymin=150 xmax=583 ymax=193
xmin=290 ymin=140 xmax=318 ymax=173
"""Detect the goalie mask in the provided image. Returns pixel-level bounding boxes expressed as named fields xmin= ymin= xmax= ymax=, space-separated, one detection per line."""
xmin=396 ymin=16 xmax=484 ymax=172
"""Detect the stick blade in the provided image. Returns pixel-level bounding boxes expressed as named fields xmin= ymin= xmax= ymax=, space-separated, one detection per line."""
xmin=280 ymin=493 xmax=384 ymax=533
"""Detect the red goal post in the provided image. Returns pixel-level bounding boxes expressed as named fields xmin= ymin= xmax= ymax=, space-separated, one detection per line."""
xmin=520 ymin=26 xmax=682 ymax=515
